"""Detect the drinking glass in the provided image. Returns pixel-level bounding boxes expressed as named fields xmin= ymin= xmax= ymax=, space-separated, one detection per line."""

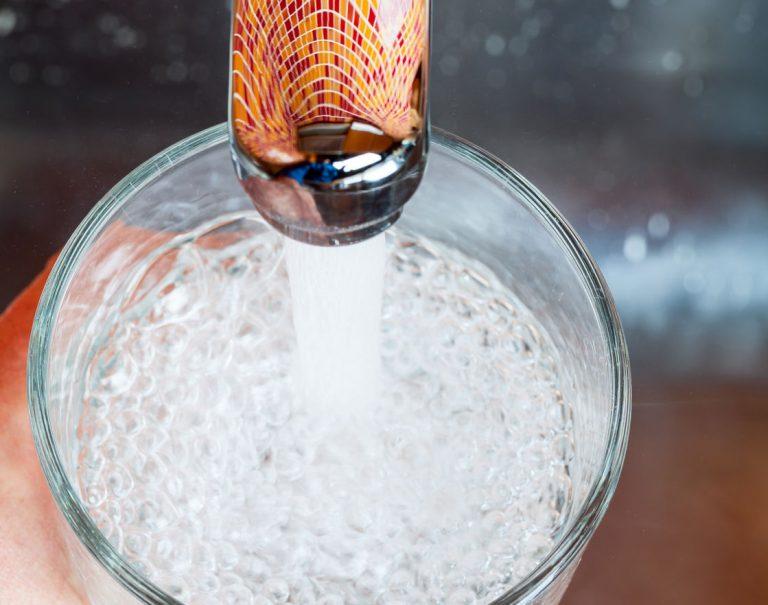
xmin=28 ymin=125 xmax=631 ymax=604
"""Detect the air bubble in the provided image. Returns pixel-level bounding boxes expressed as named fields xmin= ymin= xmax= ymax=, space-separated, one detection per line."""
xmin=106 ymin=464 xmax=134 ymax=498
xmin=263 ymin=578 xmax=291 ymax=602
xmin=220 ymin=582 xmax=256 ymax=604
xmin=74 ymin=225 xmax=575 ymax=603
xmin=446 ymin=587 xmax=478 ymax=605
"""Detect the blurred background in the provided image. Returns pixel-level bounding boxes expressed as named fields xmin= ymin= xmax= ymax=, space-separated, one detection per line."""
xmin=1 ymin=0 xmax=766 ymax=603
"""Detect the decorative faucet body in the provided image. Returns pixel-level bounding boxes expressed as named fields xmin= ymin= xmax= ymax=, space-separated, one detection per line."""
xmin=229 ymin=0 xmax=430 ymax=245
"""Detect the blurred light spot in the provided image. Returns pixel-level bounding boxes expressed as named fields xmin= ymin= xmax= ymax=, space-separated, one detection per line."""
xmin=648 ymin=213 xmax=670 ymax=239
xmin=661 ymin=50 xmax=683 ymax=72
xmin=623 ymin=234 xmax=647 ymax=263
xmin=439 ymin=54 xmax=460 ymax=77
xmin=167 ymin=61 xmax=188 ymax=83
xmin=9 ymin=62 xmax=31 ymax=84
xmin=485 ymin=34 xmax=506 ymax=57
xmin=683 ymin=74 xmax=704 ymax=98
xmin=521 ymin=17 xmax=541 ymax=39
xmin=0 ymin=8 xmax=17 ymax=37
xmin=517 ymin=0 xmax=535 ymax=10
xmin=114 ymin=26 xmax=138 ymax=48
xmin=609 ymin=0 xmax=630 ymax=9
xmin=486 ymin=68 xmax=507 ymax=90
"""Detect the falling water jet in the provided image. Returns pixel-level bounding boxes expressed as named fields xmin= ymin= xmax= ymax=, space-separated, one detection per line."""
xmin=285 ymin=233 xmax=386 ymax=419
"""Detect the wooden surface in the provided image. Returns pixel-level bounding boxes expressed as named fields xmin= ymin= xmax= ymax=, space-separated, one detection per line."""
xmin=564 ymin=381 xmax=768 ymax=604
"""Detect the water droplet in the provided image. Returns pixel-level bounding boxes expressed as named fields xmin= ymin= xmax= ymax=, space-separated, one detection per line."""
xmin=647 ymin=212 xmax=670 ymax=239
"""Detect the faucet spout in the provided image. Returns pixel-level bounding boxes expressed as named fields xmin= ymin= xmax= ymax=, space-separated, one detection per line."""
xmin=229 ymin=0 xmax=431 ymax=246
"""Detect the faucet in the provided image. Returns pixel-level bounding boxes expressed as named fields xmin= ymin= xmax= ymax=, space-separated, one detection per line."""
xmin=229 ymin=0 xmax=430 ymax=246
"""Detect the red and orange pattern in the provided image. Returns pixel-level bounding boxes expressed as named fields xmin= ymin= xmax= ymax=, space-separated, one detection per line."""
xmin=231 ymin=0 xmax=427 ymax=166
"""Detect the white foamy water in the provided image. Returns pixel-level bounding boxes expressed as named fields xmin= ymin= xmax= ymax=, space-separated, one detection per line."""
xmin=75 ymin=216 xmax=575 ymax=605
xmin=285 ymin=234 xmax=385 ymax=418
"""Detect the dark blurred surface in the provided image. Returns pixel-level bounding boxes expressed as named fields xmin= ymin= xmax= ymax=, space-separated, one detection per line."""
xmin=1 ymin=0 xmax=766 ymax=603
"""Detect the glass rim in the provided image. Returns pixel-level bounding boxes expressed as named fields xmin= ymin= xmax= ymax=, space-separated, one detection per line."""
xmin=28 ymin=124 xmax=631 ymax=604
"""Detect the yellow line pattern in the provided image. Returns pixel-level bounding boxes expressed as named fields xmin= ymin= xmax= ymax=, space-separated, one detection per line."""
xmin=231 ymin=0 xmax=427 ymax=166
